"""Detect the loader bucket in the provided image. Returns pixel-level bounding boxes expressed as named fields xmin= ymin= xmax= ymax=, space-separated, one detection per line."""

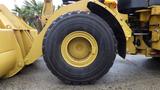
xmin=0 ymin=5 xmax=37 ymax=78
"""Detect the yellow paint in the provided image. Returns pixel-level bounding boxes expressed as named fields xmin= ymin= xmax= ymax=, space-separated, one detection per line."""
xmin=41 ymin=0 xmax=54 ymax=26
xmin=0 ymin=0 xmax=132 ymax=78
xmin=0 ymin=50 xmax=16 ymax=77
xmin=61 ymin=31 xmax=98 ymax=68
xmin=151 ymin=6 xmax=160 ymax=15
xmin=127 ymin=6 xmax=160 ymax=56
xmin=24 ymin=0 xmax=89 ymax=65
xmin=150 ymin=6 xmax=160 ymax=50
xmin=25 ymin=0 xmax=132 ymax=65
xmin=0 ymin=5 xmax=37 ymax=78
xmin=104 ymin=0 xmax=117 ymax=8
xmin=138 ymin=10 xmax=150 ymax=22
xmin=92 ymin=0 xmax=132 ymax=39
xmin=127 ymin=37 xmax=136 ymax=54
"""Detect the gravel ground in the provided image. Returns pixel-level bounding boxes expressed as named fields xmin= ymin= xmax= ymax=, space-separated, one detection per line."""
xmin=1 ymin=55 xmax=160 ymax=90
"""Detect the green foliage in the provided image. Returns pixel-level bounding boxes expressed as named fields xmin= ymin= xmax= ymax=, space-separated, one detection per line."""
xmin=13 ymin=0 xmax=43 ymax=31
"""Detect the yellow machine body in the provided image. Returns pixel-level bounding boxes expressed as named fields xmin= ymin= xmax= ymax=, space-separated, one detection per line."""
xmin=25 ymin=0 xmax=131 ymax=65
xmin=0 ymin=0 xmax=132 ymax=78
xmin=2 ymin=0 xmax=160 ymax=83
xmin=0 ymin=5 xmax=37 ymax=78
xmin=126 ymin=6 xmax=160 ymax=57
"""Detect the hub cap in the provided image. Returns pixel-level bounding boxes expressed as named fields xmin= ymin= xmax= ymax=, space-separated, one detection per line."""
xmin=61 ymin=31 xmax=98 ymax=68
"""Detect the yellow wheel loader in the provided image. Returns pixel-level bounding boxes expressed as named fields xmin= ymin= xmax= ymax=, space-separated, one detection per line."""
xmin=0 ymin=0 xmax=160 ymax=84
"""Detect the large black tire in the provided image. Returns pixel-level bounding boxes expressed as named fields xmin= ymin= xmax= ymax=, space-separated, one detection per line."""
xmin=43 ymin=11 xmax=117 ymax=84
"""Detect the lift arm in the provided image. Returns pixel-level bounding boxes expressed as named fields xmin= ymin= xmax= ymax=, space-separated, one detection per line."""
xmin=41 ymin=0 xmax=54 ymax=25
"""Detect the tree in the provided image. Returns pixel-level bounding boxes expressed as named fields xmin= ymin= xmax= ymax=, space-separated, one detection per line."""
xmin=13 ymin=0 xmax=43 ymax=32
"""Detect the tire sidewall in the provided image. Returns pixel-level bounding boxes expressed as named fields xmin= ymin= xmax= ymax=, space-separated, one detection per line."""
xmin=43 ymin=12 xmax=116 ymax=82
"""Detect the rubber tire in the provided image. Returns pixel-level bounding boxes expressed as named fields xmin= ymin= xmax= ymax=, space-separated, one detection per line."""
xmin=43 ymin=11 xmax=117 ymax=84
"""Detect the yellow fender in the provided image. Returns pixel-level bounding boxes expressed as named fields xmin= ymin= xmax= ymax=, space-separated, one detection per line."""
xmin=90 ymin=0 xmax=132 ymax=38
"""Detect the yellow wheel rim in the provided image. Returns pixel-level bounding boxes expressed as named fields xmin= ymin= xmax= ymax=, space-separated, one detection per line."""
xmin=61 ymin=31 xmax=98 ymax=68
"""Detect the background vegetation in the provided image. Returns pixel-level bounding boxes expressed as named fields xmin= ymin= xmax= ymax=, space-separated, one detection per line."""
xmin=13 ymin=0 xmax=43 ymax=31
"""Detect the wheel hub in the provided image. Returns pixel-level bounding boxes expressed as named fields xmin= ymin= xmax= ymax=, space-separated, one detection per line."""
xmin=61 ymin=31 xmax=98 ymax=68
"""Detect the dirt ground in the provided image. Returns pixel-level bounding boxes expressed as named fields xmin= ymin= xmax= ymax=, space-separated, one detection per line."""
xmin=1 ymin=55 xmax=160 ymax=90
